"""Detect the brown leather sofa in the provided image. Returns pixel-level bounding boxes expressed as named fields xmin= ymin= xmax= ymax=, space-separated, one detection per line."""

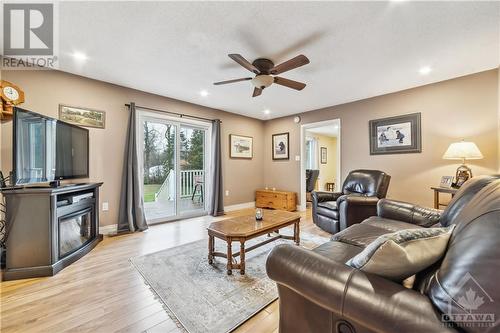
xmin=267 ymin=175 xmax=500 ymax=333
xmin=311 ymin=169 xmax=391 ymax=234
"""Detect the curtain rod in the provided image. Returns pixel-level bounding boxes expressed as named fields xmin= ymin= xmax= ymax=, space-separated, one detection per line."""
xmin=124 ymin=103 xmax=220 ymax=123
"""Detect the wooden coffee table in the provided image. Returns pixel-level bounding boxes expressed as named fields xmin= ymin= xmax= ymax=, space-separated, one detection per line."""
xmin=207 ymin=210 xmax=300 ymax=275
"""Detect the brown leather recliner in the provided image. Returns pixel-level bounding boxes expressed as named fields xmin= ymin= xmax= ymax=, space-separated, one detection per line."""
xmin=311 ymin=169 xmax=391 ymax=234
xmin=267 ymin=175 xmax=500 ymax=333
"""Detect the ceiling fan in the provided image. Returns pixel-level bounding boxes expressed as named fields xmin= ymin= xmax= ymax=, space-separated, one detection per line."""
xmin=214 ymin=54 xmax=310 ymax=97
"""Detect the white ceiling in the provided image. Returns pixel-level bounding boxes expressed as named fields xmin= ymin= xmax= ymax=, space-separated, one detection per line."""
xmin=307 ymin=125 xmax=339 ymax=138
xmin=56 ymin=1 xmax=500 ymax=120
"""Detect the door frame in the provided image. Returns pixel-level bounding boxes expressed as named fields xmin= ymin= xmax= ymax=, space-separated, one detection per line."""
xmin=299 ymin=119 xmax=341 ymax=211
xmin=136 ymin=109 xmax=212 ymax=223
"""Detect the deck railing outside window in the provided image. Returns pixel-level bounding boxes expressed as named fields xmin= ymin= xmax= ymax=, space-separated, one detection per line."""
xmin=155 ymin=169 xmax=204 ymax=201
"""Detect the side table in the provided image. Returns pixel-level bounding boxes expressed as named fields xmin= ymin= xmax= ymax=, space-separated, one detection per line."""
xmin=431 ymin=186 xmax=458 ymax=209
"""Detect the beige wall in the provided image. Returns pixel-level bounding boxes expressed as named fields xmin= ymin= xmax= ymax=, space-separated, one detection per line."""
xmin=318 ymin=135 xmax=337 ymax=191
xmin=264 ymin=69 xmax=499 ymax=207
xmin=304 ymin=133 xmax=337 ymax=191
xmin=1 ymin=70 xmax=265 ymax=226
xmin=498 ymin=67 xmax=500 ymax=173
xmin=1 ymin=69 xmax=498 ymax=224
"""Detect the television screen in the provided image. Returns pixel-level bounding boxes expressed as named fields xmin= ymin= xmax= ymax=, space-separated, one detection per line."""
xmin=13 ymin=108 xmax=89 ymax=184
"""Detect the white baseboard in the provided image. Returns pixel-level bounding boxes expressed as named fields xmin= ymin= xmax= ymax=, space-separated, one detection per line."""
xmin=224 ymin=201 xmax=255 ymax=212
xmin=100 ymin=224 xmax=117 ymax=236
xmin=100 ymin=202 xmax=255 ymax=233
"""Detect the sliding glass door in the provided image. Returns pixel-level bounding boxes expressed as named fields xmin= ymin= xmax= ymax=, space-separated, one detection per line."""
xmin=179 ymin=125 xmax=206 ymax=216
xmin=140 ymin=118 xmax=177 ymax=222
xmin=138 ymin=111 xmax=210 ymax=223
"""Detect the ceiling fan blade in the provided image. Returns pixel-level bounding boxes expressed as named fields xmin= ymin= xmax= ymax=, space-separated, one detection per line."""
xmin=270 ymin=55 xmax=310 ymax=75
xmin=274 ymin=77 xmax=306 ymax=90
xmin=228 ymin=54 xmax=260 ymax=74
xmin=213 ymin=77 xmax=252 ymax=85
xmin=252 ymin=87 xmax=262 ymax=97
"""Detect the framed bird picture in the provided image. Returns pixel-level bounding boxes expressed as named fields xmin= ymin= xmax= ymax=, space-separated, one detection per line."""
xmin=229 ymin=134 xmax=253 ymax=159
xmin=272 ymin=132 xmax=289 ymax=160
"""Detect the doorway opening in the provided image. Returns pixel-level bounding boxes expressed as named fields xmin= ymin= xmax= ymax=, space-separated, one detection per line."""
xmin=137 ymin=110 xmax=211 ymax=223
xmin=300 ymin=119 xmax=341 ymax=211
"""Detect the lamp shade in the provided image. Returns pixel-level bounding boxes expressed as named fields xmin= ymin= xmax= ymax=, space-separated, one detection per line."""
xmin=442 ymin=141 xmax=483 ymax=160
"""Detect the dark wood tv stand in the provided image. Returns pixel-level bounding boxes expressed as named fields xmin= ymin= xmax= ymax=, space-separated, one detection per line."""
xmin=1 ymin=182 xmax=103 ymax=280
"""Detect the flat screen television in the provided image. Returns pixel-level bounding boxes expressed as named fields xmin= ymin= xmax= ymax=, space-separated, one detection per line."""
xmin=13 ymin=107 xmax=89 ymax=185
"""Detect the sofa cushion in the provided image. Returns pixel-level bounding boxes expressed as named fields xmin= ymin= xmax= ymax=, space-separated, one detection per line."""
xmin=313 ymin=215 xmax=339 ymax=234
xmin=362 ymin=216 xmax=423 ymax=233
xmin=317 ymin=201 xmax=337 ymax=210
xmin=316 ymin=205 xmax=339 ymax=220
xmin=347 ymin=226 xmax=454 ymax=281
xmin=342 ymin=169 xmax=391 ymax=198
xmin=331 ymin=223 xmax=393 ymax=247
xmin=313 ymin=241 xmax=363 ymax=263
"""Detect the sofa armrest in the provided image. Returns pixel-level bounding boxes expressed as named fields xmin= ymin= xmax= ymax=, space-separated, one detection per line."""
xmin=266 ymin=244 xmax=356 ymax=315
xmin=337 ymin=194 xmax=380 ymax=229
xmin=311 ymin=191 xmax=343 ymax=203
xmin=266 ymin=244 xmax=454 ymax=333
xmin=377 ymin=199 xmax=442 ymax=227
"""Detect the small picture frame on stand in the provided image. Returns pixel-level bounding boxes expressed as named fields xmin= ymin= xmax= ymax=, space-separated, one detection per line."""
xmin=439 ymin=176 xmax=454 ymax=189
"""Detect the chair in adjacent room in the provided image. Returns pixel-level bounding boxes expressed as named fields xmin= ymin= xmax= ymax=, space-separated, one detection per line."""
xmin=305 ymin=169 xmax=320 ymax=202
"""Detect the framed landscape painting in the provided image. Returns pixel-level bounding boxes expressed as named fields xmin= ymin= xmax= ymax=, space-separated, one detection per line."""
xmin=229 ymin=134 xmax=253 ymax=159
xmin=369 ymin=112 xmax=421 ymax=155
xmin=59 ymin=104 xmax=106 ymax=129
xmin=272 ymin=132 xmax=289 ymax=160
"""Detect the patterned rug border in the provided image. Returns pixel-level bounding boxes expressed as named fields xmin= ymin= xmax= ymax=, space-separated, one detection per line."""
xmin=129 ymin=238 xmax=279 ymax=333
xmin=130 ymin=255 xmax=189 ymax=333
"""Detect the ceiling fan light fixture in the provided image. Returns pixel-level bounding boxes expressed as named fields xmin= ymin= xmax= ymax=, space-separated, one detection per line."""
xmin=214 ymin=53 xmax=310 ymax=97
xmin=251 ymin=75 xmax=274 ymax=89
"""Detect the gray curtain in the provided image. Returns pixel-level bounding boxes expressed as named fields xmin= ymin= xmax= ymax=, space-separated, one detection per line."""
xmin=209 ymin=120 xmax=224 ymax=216
xmin=118 ymin=102 xmax=148 ymax=232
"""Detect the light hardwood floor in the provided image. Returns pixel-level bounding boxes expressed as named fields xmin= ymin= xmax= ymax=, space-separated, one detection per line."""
xmin=1 ymin=208 xmax=328 ymax=333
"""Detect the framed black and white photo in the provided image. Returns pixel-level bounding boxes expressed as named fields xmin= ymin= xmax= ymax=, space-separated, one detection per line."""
xmin=229 ymin=134 xmax=253 ymax=159
xmin=320 ymin=147 xmax=327 ymax=164
xmin=369 ymin=112 xmax=421 ymax=155
xmin=272 ymin=132 xmax=289 ymax=160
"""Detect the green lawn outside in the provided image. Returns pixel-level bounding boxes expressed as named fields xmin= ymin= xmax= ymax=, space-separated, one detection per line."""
xmin=144 ymin=184 xmax=162 ymax=202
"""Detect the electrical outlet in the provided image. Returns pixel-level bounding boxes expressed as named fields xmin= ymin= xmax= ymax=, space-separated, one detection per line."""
xmin=225 ymin=190 xmax=229 ymax=196
xmin=102 ymin=202 xmax=109 ymax=211
xmin=295 ymin=155 xmax=300 ymax=161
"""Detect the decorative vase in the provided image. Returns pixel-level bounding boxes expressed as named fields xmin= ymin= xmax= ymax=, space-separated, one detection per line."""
xmin=255 ymin=208 xmax=263 ymax=221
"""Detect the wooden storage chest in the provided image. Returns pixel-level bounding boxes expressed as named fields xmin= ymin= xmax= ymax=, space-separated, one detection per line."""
xmin=255 ymin=189 xmax=297 ymax=212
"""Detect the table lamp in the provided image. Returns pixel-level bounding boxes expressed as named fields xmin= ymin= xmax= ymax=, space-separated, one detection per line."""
xmin=442 ymin=140 xmax=483 ymax=186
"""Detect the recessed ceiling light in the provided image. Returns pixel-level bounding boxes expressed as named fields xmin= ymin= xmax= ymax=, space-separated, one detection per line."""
xmin=263 ymin=109 xmax=270 ymax=115
xmin=419 ymin=66 xmax=432 ymax=75
xmin=199 ymin=90 xmax=209 ymax=97
xmin=72 ymin=51 xmax=88 ymax=61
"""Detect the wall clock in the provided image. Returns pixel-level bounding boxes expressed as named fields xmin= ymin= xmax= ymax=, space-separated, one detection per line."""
xmin=1 ymin=80 xmax=25 ymax=120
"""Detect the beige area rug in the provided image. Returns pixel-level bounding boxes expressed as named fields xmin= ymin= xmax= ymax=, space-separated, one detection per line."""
xmin=130 ymin=228 xmax=328 ymax=333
